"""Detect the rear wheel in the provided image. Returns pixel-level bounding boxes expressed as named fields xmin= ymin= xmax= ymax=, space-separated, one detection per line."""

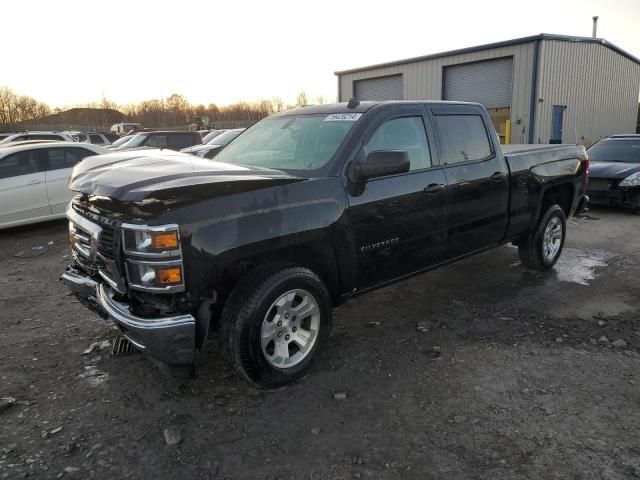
xmin=518 ymin=204 xmax=566 ymax=271
xmin=219 ymin=265 xmax=331 ymax=388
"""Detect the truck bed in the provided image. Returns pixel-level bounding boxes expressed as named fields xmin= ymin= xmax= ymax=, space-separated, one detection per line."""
xmin=503 ymin=144 xmax=586 ymax=174
xmin=502 ymin=143 xmax=587 ymax=241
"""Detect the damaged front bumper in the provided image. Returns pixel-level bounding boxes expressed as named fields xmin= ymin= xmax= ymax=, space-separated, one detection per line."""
xmin=587 ymin=187 xmax=640 ymax=209
xmin=61 ymin=266 xmax=196 ymax=365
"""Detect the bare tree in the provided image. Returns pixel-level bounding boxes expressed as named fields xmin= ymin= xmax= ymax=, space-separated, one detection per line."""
xmin=296 ymin=91 xmax=309 ymax=107
xmin=1 ymin=87 xmax=306 ymax=130
xmin=0 ymin=86 xmax=51 ymax=128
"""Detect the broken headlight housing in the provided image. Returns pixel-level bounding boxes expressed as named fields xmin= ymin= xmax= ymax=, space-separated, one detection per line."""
xmin=619 ymin=172 xmax=640 ymax=188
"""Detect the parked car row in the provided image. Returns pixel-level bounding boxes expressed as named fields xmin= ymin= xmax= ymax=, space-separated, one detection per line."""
xmin=0 ymin=126 xmax=249 ymax=159
xmin=180 ymin=128 xmax=245 ymax=158
xmin=0 ymin=126 xmax=249 ymax=228
xmin=0 ymin=142 xmax=107 ymax=228
xmin=0 ymin=131 xmax=118 ymax=146
xmin=107 ymin=131 xmax=202 ymax=152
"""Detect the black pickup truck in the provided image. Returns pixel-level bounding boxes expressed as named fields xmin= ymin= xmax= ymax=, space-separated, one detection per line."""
xmin=61 ymin=101 xmax=589 ymax=387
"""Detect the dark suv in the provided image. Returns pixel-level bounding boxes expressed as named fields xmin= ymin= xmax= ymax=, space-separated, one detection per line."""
xmin=114 ymin=131 xmax=200 ymax=151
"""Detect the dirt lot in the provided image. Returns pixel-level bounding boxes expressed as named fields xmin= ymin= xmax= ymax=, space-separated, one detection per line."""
xmin=1 ymin=208 xmax=640 ymax=480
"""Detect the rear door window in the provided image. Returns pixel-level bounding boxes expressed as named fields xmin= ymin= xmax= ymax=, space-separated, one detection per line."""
xmin=45 ymin=147 xmax=96 ymax=170
xmin=89 ymin=134 xmax=104 ymax=144
xmin=434 ymin=115 xmax=492 ymax=164
xmin=0 ymin=151 xmax=43 ymax=179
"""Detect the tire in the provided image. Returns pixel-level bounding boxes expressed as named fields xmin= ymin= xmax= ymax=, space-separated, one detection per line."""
xmin=518 ymin=204 xmax=567 ymax=271
xmin=219 ymin=265 xmax=332 ymax=388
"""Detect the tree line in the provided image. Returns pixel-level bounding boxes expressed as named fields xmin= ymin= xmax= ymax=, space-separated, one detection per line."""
xmin=0 ymin=87 xmax=328 ymax=129
xmin=0 ymin=87 xmax=51 ymax=126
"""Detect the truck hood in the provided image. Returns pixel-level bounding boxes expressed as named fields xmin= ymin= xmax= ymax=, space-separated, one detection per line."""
xmin=589 ymin=161 xmax=640 ymax=179
xmin=68 ymin=149 xmax=303 ymax=202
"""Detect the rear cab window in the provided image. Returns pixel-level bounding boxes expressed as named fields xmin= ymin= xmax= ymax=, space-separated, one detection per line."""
xmin=434 ymin=115 xmax=492 ymax=164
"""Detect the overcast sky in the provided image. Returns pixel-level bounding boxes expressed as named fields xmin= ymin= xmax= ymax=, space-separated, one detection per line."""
xmin=3 ymin=0 xmax=639 ymax=107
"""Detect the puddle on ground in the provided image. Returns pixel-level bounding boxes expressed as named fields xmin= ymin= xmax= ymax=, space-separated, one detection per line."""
xmin=552 ymin=248 xmax=614 ymax=285
xmin=507 ymin=245 xmax=614 ymax=285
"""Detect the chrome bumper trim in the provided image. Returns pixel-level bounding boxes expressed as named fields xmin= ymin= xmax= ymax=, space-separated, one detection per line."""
xmin=95 ymin=283 xmax=196 ymax=365
xmin=61 ymin=268 xmax=196 ymax=365
xmin=61 ymin=269 xmax=99 ymax=297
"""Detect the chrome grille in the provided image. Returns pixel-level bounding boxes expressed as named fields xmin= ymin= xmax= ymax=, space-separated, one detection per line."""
xmin=67 ymin=203 xmax=126 ymax=294
xmin=69 ymin=222 xmax=93 ymax=259
xmin=68 ymin=210 xmax=101 ymax=262
xmin=97 ymin=224 xmax=116 ymax=260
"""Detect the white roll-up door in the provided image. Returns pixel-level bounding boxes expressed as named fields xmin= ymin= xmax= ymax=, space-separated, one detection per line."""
xmin=443 ymin=58 xmax=513 ymax=108
xmin=354 ymin=75 xmax=403 ymax=101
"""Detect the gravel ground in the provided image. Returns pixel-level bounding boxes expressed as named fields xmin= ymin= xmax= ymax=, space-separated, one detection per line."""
xmin=1 ymin=208 xmax=639 ymax=480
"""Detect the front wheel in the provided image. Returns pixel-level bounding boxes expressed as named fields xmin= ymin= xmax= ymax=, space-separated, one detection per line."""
xmin=219 ymin=265 xmax=332 ymax=388
xmin=518 ymin=204 xmax=567 ymax=271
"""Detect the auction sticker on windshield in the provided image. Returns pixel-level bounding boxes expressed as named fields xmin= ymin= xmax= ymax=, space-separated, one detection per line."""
xmin=324 ymin=113 xmax=362 ymax=121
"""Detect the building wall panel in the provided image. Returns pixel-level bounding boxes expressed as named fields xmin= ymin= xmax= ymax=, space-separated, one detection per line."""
xmin=534 ymin=40 xmax=640 ymax=145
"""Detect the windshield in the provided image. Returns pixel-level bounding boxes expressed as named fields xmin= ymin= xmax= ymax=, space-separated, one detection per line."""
xmin=112 ymin=136 xmax=132 ymax=147
xmin=208 ymin=129 xmax=242 ymax=146
xmin=588 ymin=140 xmax=640 ymax=163
xmin=213 ymin=115 xmax=357 ymax=171
xmin=119 ymin=133 xmax=148 ymax=148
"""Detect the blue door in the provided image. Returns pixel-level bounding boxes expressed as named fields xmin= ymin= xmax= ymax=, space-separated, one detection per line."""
xmin=551 ymin=105 xmax=564 ymax=143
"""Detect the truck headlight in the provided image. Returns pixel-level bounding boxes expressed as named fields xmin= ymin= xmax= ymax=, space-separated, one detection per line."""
xmin=619 ymin=172 xmax=640 ymax=187
xmin=121 ymin=223 xmax=184 ymax=292
xmin=126 ymin=260 xmax=184 ymax=292
xmin=122 ymin=226 xmax=180 ymax=255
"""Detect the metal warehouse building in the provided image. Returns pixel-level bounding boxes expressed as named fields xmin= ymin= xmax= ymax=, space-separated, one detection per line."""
xmin=335 ymin=34 xmax=640 ymax=145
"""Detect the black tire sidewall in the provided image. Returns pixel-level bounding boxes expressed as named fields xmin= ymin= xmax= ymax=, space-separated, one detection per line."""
xmin=535 ymin=205 xmax=567 ymax=268
xmin=240 ymin=270 xmax=331 ymax=387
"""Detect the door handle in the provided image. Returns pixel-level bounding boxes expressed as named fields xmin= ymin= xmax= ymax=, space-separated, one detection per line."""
xmin=27 ymin=179 xmax=42 ymax=185
xmin=490 ymin=172 xmax=506 ymax=182
xmin=424 ymin=183 xmax=445 ymax=195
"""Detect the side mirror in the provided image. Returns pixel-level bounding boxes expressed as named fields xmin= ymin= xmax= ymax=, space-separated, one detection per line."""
xmin=348 ymin=150 xmax=410 ymax=183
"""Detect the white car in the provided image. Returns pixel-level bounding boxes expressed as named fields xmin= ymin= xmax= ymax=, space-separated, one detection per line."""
xmin=110 ymin=122 xmax=141 ymax=136
xmin=0 ymin=131 xmax=76 ymax=145
xmin=0 ymin=142 xmax=107 ymax=229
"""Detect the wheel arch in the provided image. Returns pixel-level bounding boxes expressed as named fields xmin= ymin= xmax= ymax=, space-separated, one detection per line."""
xmin=220 ymin=239 xmax=342 ymax=306
xmin=541 ymin=182 xmax=574 ymax=217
